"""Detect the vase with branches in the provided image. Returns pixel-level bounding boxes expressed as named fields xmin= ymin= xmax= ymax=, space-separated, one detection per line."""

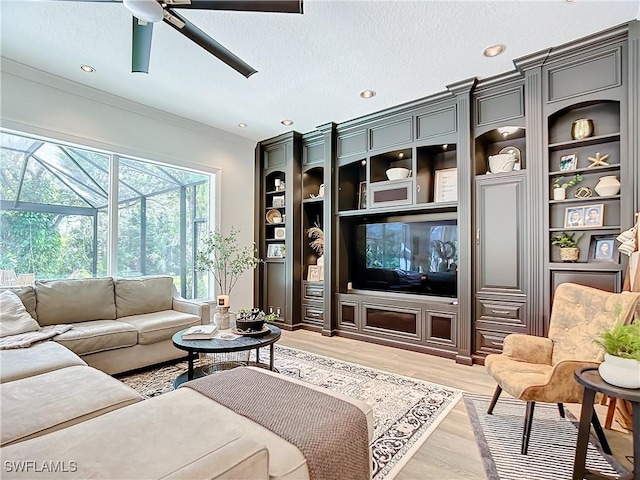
xmin=307 ymin=223 xmax=324 ymax=267
xmin=196 ymin=227 xmax=261 ymax=298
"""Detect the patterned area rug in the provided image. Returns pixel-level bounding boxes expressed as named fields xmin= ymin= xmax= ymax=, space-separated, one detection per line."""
xmin=464 ymin=393 xmax=629 ymax=480
xmin=118 ymin=345 xmax=462 ymax=480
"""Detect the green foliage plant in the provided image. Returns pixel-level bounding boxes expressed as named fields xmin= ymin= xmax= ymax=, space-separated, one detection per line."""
xmin=552 ymin=173 xmax=583 ymax=189
xmin=594 ymin=320 xmax=640 ymax=361
xmin=196 ymin=228 xmax=261 ymax=296
xmin=551 ymin=231 xmax=584 ymax=248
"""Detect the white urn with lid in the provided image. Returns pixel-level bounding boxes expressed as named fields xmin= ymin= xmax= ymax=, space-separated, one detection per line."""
xmin=594 ymin=176 xmax=620 ymax=197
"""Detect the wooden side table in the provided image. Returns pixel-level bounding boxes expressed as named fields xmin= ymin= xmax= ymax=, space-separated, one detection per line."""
xmin=573 ymin=367 xmax=639 ymax=480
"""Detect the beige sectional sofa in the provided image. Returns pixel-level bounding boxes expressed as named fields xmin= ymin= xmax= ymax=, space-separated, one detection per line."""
xmin=3 ymin=275 xmax=209 ymax=374
xmin=0 ymin=340 xmax=373 ymax=479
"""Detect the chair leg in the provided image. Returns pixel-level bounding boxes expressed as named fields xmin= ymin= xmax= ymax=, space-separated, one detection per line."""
xmin=487 ymin=385 xmax=502 ymax=415
xmin=521 ymin=401 xmax=535 ymax=455
xmin=604 ymin=397 xmax=617 ymax=430
xmin=557 ymin=403 xmax=565 ymax=418
xmin=591 ymin=411 xmax=612 ymax=455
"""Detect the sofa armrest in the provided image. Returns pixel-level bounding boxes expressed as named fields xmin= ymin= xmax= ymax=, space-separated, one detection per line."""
xmin=502 ymin=334 xmax=553 ymax=365
xmin=172 ymin=298 xmax=210 ymax=325
xmin=161 ymin=437 xmax=269 ymax=480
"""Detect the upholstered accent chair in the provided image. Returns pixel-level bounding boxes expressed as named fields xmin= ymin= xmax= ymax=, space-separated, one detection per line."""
xmin=484 ymin=283 xmax=640 ymax=455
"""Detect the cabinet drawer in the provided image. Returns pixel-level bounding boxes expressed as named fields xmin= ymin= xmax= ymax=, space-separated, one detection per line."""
xmin=475 ymin=329 xmax=508 ymax=355
xmin=477 ymin=298 xmax=525 ymax=323
xmin=304 ymin=282 xmax=324 ymax=300
xmin=369 ymin=180 xmax=413 ymax=208
xmin=303 ymin=304 xmax=323 ymax=325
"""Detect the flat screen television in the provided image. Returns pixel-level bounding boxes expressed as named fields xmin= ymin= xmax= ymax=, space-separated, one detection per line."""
xmin=352 ymin=218 xmax=458 ymax=298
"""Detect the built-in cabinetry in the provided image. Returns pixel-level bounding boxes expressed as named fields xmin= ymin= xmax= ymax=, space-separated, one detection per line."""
xmin=254 ymin=132 xmax=302 ymax=329
xmin=254 ymin=21 xmax=640 ymax=363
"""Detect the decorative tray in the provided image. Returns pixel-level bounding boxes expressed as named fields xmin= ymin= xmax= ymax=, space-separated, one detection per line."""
xmin=231 ymin=325 xmax=270 ymax=337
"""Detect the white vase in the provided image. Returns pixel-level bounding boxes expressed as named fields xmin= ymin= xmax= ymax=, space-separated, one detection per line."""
xmin=594 ymin=176 xmax=621 ymax=197
xmin=598 ymin=353 xmax=640 ymax=389
xmin=214 ymin=306 xmax=230 ymax=330
xmin=553 ymin=187 xmax=566 ymax=200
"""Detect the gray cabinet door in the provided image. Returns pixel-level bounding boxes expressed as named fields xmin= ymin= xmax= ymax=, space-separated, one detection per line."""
xmin=475 ymin=173 xmax=527 ymax=295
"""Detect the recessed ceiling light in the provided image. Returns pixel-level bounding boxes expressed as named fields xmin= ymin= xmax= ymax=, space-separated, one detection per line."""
xmin=442 ymin=144 xmax=448 ymax=150
xmin=281 ymin=119 xmax=294 ymax=126
xmin=80 ymin=65 xmax=95 ymax=73
xmin=483 ymin=44 xmax=506 ymax=57
xmin=361 ymin=159 xmax=367 ymax=166
xmin=359 ymin=90 xmax=376 ymax=99
xmin=238 ymin=123 xmax=247 ymax=128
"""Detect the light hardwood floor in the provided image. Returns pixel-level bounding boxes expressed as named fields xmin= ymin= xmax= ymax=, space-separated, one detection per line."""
xmin=278 ymin=329 xmax=634 ymax=479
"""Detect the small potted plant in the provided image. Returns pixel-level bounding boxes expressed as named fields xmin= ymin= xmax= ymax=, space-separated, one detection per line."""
xmin=552 ymin=174 xmax=583 ymax=200
xmin=236 ymin=308 xmax=276 ymax=334
xmin=594 ymin=320 xmax=640 ymax=388
xmin=551 ymin=231 xmax=584 ymax=262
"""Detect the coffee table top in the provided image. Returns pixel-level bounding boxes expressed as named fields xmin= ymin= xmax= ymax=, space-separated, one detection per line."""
xmin=172 ymin=324 xmax=281 ymax=354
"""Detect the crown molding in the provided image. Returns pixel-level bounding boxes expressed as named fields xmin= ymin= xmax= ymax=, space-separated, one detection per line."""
xmin=0 ymin=57 xmax=254 ymax=149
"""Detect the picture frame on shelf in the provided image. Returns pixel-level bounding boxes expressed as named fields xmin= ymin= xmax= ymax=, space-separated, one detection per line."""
xmin=563 ymin=204 xmax=604 ymax=229
xmin=358 ymin=181 xmax=367 ymax=209
xmin=274 ymin=227 xmax=286 ymax=240
xmin=307 ymin=265 xmax=321 ymax=282
xmin=588 ymin=235 xmax=619 ymax=263
xmin=559 ymin=153 xmax=578 ymax=171
xmin=267 ymin=243 xmax=284 ymax=258
xmin=434 ymin=168 xmax=457 ymax=202
xmin=272 ymin=196 xmax=285 ymax=208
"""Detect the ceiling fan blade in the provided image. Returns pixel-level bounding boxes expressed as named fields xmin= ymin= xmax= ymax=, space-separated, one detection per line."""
xmin=164 ymin=0 xmax=303 ymax=14
xmin=132 ymin=17 xmax=154 ymax=73
xmin=162 ymin=8 xmax=257 ymax=78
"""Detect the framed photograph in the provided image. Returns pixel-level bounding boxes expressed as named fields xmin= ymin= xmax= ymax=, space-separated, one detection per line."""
xmin=564 ymin=204 xmax=604 ymax=229
xmin=434 ymin=168 xmax=457 ymax=202
xmin=267 ymin=243 xmax=284 ymax=258
xmin=307 ymin=265 xmax=321 ymax=282
xmin=559 ymin=153 xmax=578 ymax=171
xmin=272 ymin=195 xmax=285 ymax=208
xmin=588 ymin=235 xmax=619 ymax=263
xmin=274 ymin=227 xmax=286 ymax=240
xmin=358 ymin=181 xmax=367 ymax=209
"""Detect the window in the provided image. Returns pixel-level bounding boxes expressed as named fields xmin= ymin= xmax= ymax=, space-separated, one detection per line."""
xmin=0 ymin=130 xmax=212 ymax=298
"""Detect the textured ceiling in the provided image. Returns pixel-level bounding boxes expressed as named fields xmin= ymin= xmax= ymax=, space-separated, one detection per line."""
xmin=1 ymin=0 xmax=639 ymax=142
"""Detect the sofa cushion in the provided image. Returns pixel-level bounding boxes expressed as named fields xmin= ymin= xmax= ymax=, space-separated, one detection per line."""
xmin=54 ymin=320 xmax=138 ymax=355
xmin=115 ymin=276 xmax=174 ymax=318
xmin=35 ymin=278 xmax=116 ymax=325
xmin=0 ymin=365 xmax=142 ymax=447
xmin=0 ymin=341 xmax=86 ymax=383
xmin=0 ymin=286 xmax=37 ymax=321
xmin=0 ymin=291 xmax=40 ymax=337
xmin=118 ymin=310 xmax=201 ymax=345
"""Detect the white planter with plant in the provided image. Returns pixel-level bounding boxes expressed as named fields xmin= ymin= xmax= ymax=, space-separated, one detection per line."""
xmin=196 ymin=227 xmax=261 ymax=328
xmin=552 ymin=174 xmax=583 ymax=200
xmin=595 ymin=322 xmax=640 ymax=389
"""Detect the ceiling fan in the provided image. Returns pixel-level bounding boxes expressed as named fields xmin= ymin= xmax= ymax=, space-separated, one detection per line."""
xmin=58 ymin=0 xmax=304 ymax=76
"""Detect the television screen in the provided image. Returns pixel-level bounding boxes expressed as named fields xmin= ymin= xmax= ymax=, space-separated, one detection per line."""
xmin=353 ymin=219 xmax=458 ymax=298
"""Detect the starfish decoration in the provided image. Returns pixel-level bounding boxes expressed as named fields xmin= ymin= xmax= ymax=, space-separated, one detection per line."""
xmin=587 ymin=152 xmax=610 ymax=168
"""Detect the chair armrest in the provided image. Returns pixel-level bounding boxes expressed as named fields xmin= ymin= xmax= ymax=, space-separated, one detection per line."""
xmin=502 ymin=334 xmax=553 ymax=365
xmin=172 ymin=298 xmax=210 ymax=325
xmin=520 ymin=360 xmax=600 ymax=403
xmin=161 ymin=437 xmax=269 ymax=480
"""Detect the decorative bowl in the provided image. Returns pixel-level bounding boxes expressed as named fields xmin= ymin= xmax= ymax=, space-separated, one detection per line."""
xmin=265 ymin=209 xmax=282 ymax=224
xmin=488 ymin=154 xmax=516 ymax=173
xmin=386 ymin=168 xmax=410 ymax=180
xmin=235 ymin=318 xmax=265 ymax=332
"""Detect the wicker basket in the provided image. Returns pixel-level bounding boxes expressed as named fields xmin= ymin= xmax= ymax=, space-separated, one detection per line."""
xmin=560 ymin=247 xmax=579 ymax=262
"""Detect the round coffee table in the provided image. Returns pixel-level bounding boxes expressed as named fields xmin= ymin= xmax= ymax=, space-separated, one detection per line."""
xmin=172 ymin=324 xmax=281 ymax=387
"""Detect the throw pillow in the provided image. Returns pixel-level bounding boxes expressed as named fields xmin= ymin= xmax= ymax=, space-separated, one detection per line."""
xmin=0 ymin=290 xmax=41 ymax=337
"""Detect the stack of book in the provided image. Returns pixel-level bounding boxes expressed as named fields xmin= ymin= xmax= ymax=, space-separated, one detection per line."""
xmin=181 ymin=324 xmax=217 ymax=340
